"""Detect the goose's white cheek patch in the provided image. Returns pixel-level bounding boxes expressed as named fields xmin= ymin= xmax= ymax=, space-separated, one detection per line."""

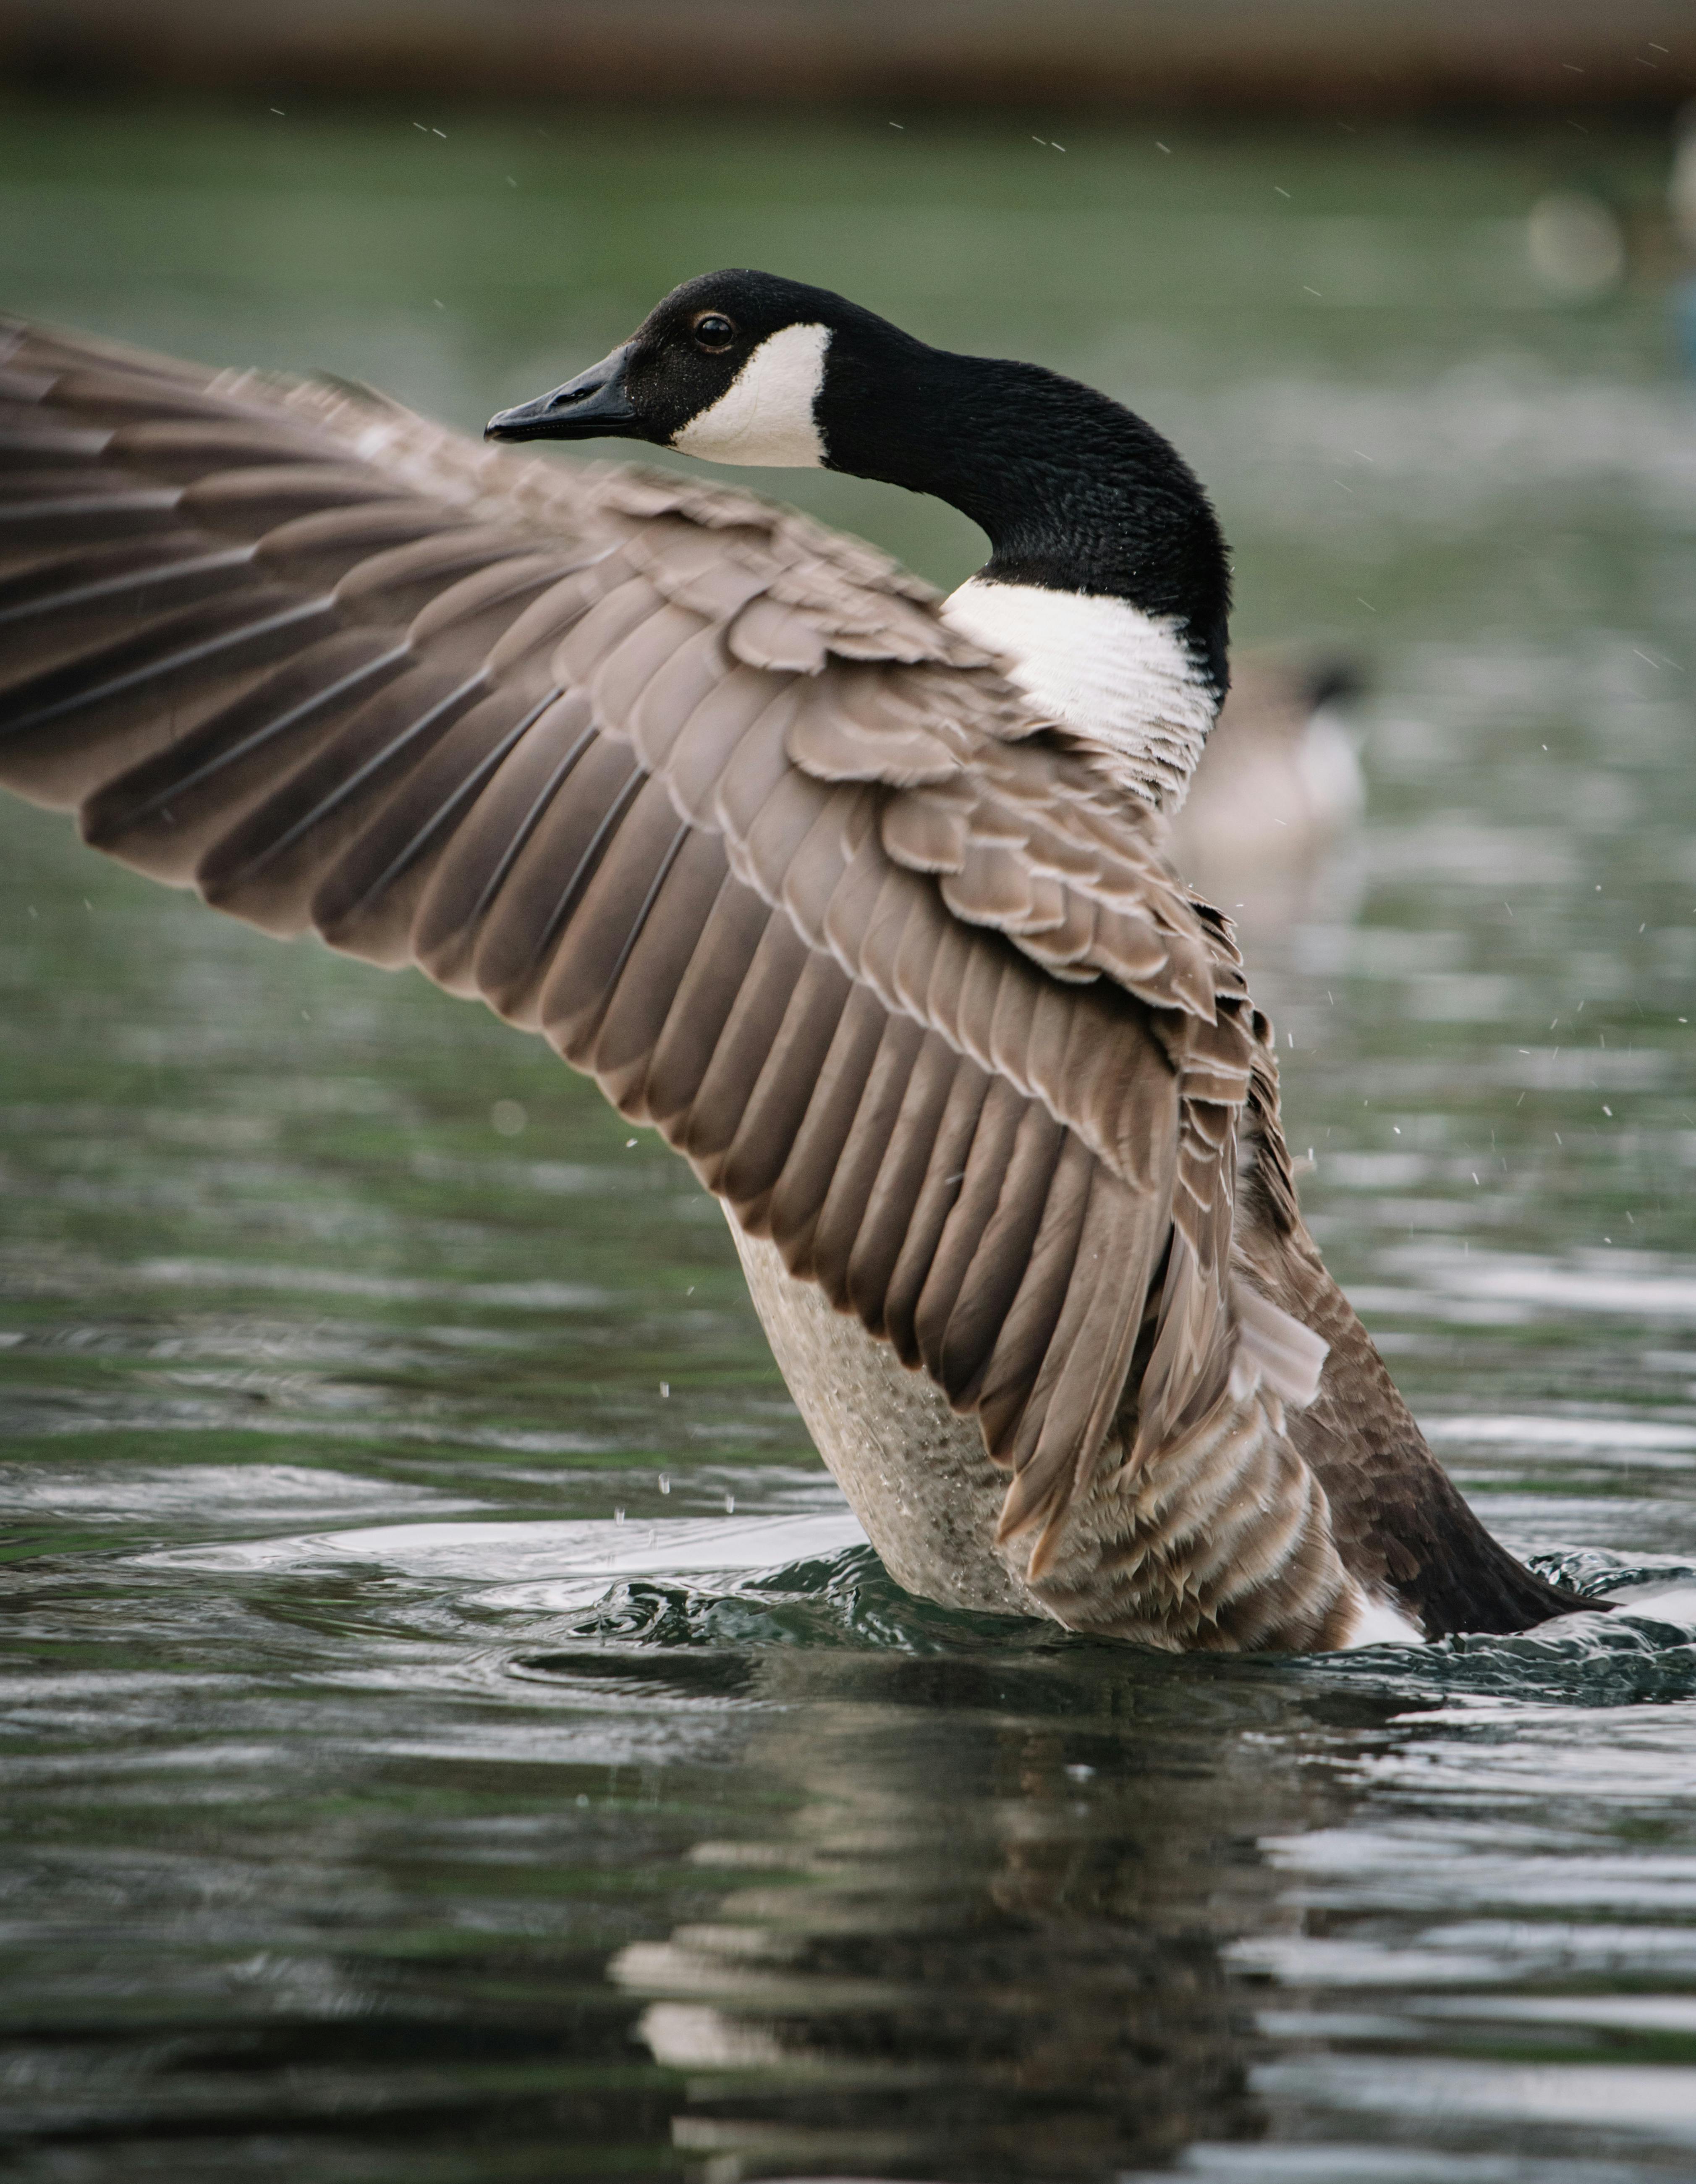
xmin=672 ymin=322 xmax=829 ymax=467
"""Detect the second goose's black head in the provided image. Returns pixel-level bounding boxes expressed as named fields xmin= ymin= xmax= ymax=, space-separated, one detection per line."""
xmin=487 ymin=269 xmax=1230 ymax=692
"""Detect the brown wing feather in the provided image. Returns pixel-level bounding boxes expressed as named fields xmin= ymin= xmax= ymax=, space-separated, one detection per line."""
xmin=0 ymin=317 xmax=1272 ymax=1571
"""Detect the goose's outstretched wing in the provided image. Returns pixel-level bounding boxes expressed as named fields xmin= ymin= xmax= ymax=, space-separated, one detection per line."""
xmin=0 ymin=319 xmax=1275 ymax=1571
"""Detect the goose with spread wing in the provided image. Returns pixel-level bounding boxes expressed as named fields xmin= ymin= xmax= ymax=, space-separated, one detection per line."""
xmin=0 ymin=271 xmax=1583 ymax=1650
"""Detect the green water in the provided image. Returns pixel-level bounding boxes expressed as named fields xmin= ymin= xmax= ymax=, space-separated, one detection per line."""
xmin=5 ymin=98 xmax=1696 ymax=2183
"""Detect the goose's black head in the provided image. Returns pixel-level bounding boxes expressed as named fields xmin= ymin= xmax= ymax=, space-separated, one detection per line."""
xmin=487 ymin=268 xmax=1230 ymax=693
xmin=487 ymin=270 xmax=845 ymax=466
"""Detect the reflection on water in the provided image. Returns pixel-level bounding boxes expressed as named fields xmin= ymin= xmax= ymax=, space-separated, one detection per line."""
xmin=604 ymin=1636 xmax=1326 ymax=2181
xmin=4 ymin=100 xmax=1696 ymax=2183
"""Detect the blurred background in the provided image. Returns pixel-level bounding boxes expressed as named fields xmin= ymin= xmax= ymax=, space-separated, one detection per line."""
xmin=11 ymin=10 xmax=1696 ymax=2184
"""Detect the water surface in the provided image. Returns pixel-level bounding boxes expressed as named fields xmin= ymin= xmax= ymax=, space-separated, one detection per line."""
xmin=3 ymin=100 xmax=1696 ymax=2183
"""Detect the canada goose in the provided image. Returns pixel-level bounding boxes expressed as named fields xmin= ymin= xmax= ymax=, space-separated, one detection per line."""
xmin=0 ymin=271 xmax=1584 ymax=1652
xmin=1166 ymin=655 xmax=1365 ymax=922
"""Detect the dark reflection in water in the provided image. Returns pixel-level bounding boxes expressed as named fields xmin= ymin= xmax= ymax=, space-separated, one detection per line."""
xmin=7 ymin=97 xmax=1696 ymax=2184
xmin=595 ymin=1641 xmax=1366 ymax=2181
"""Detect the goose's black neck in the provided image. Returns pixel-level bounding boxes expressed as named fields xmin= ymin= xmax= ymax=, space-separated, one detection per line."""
xmin=815 ymin=320 xmax=1231 ymax=694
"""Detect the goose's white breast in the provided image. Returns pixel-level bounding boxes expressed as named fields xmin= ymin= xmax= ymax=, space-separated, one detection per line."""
xmin=942 ymin=576 xmax=1217 ymax=811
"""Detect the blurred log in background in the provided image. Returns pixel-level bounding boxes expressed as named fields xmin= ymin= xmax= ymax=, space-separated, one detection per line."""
xmin=1 ymin=0 xmax=1692 ymax=113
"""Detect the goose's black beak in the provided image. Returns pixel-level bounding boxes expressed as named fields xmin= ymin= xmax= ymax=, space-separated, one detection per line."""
xmin=484 ymin=344 xmax=640 ymax=443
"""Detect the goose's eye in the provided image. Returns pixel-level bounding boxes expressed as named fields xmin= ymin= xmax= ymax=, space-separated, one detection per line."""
xmin=691 ymin=313 xmax=736 ymax=354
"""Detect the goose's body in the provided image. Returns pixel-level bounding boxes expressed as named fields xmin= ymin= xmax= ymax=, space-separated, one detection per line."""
xmin=0 ymin=275 xmax=1583 ymax=1650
